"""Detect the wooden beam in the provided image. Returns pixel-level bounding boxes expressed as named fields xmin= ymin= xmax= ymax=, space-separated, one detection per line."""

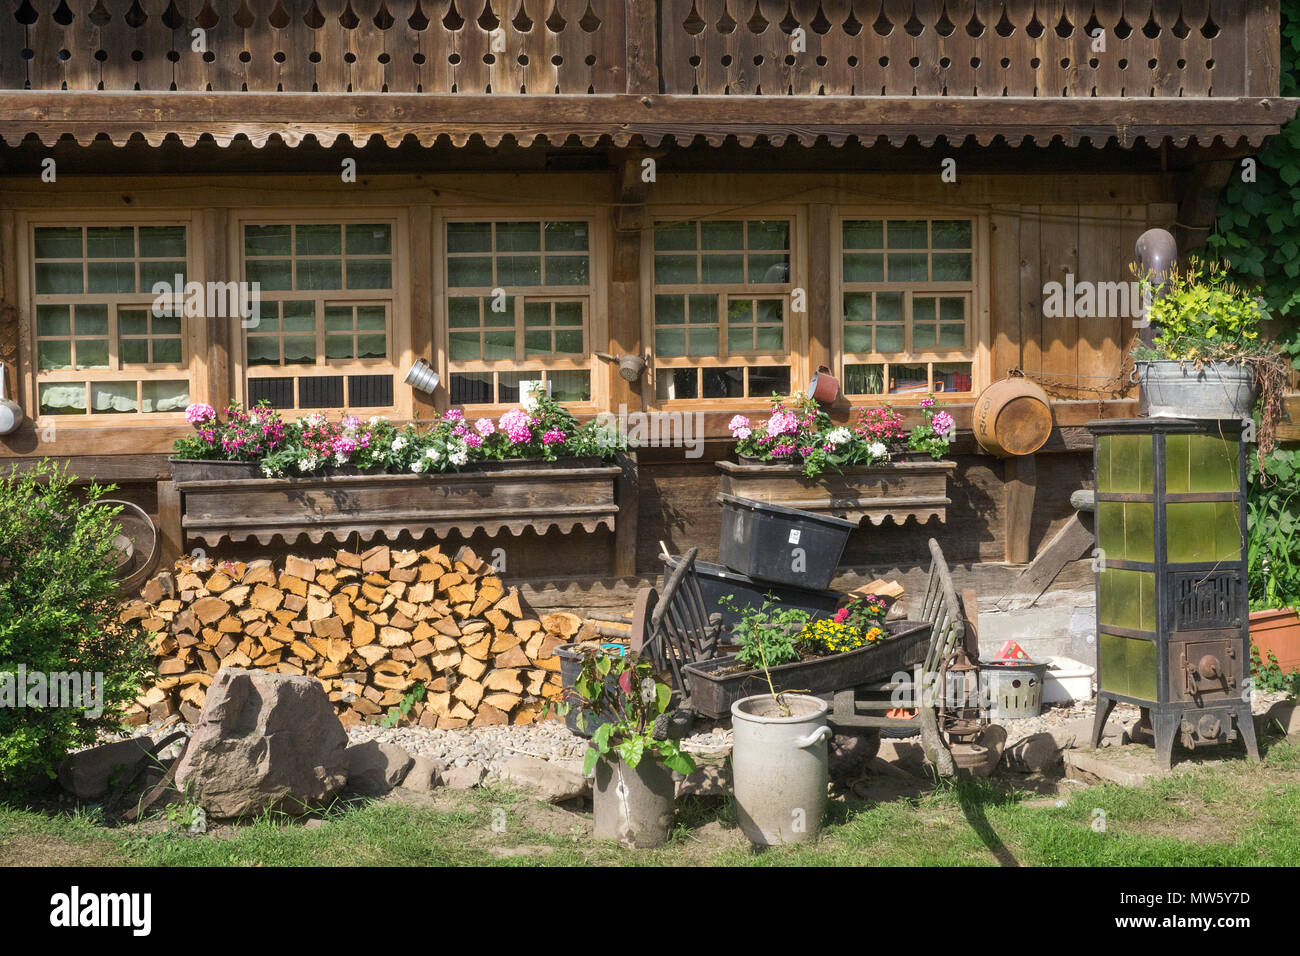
xmin=0 ymin=93 xmax=1290 ymax=150
xmin=996 ymin=512 xmax=1095 ymax=610
xmin=1175 ymin=160 xmax=1234 ymax=253
xmin=201 ymin=207 xmax=230 ymax=412
xmin=806 ymin=203 xmax=832 ymax=386
xmin=624 ymin=0 xmax=660 ymax=95
xmin=156 ymin=478 xmax=183 ymax=564
xmin=1003 ymin=454 xmax=1037 ymax=564
xmin=613 ymin=450 xmax=639 ymax=577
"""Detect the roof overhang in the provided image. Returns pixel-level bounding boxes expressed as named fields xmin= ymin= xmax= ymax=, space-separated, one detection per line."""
xmin=0 ymin=92 xmax=1294 ymax=151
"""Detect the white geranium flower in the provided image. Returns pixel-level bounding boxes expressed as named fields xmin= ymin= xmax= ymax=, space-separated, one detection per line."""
xmin=410 ymin=461 xmax=423 ymax=473
xmin=868 ymin=442 xmax=888 ymax=459
xmin=826 ymin=427 xmax=852 ymax=446
xmin=425 ymin=447 xmax=440 ymax=460
xmin=334 ymin=451 xmax=347 ymax=465
xmin=391 ymin=436 xmax=407 ymax=452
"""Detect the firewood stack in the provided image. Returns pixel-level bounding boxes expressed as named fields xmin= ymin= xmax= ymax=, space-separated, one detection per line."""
xmin=119 ymin=545 xmax=587 ymax=730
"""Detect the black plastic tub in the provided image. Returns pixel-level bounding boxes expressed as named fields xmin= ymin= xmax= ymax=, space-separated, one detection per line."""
xmin=554 ymin=642 xmax=622 ymax=738
xmin=682 ymin=620 xmax=932 ymax=719
xmin=717 ymin=492 xmax=855 ymax=590
xmin=661 ymin=554 xmax=845 ymax=629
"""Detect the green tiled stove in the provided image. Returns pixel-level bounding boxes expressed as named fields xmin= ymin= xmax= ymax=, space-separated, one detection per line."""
xmin=1088 ymin=418 xmax=1260 ymax=769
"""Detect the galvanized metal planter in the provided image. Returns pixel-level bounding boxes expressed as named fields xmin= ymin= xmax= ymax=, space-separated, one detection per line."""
xmin=682 ymin=620 xmax=932 ymax=719
xmin=1136 ymin=359 xmax=1257 ymax=420
xmin=173 ymin=460 xmax=621 ymax=547
xmin=717 ymin=458 xmax=956 ymax=526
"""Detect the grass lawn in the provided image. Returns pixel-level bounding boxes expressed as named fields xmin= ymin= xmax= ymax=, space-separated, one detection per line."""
xmin=3 ymin=739 xmax=1299 ymax=867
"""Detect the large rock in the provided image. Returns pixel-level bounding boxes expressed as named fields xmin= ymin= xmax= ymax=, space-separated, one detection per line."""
xmin=498 ymin=756 xmax=589 ymax=803
xmin=402 ymin=756 xmax=448 ymax=794
xmin=1258 ymin=701 xmax=1300 ymax=739
xmin=1005 ymin=732 xmax=1065 ymax=773
xmin=828 ymin=731 xmax=882 ymax=785
xmin=58 ymin=738 xmax=154 ymax=800
xmin=175 ymin=668 xmax=349 ymax=819
xmin=345 ymin=742 xmax=414 ymax=795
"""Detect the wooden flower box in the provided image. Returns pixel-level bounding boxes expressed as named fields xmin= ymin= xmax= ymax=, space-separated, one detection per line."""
xmin=716 ymin=458 xmax=957 ymax=526
xmin=173 ymin=460 xmax=623 ymax=547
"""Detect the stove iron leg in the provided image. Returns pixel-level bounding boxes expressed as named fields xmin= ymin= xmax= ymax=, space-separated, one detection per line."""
xmin=1153 ymin=709 xmax=1180 ymax=771
xmin=1235 ymin=703 xmax=1261 ymax=762
xmin=1089 ymin=695 xmax=1117 ymax=749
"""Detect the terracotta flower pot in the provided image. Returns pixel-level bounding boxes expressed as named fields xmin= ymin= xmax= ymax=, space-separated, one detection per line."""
xmin=1249 ymin=609 xmax=1300 ymax=674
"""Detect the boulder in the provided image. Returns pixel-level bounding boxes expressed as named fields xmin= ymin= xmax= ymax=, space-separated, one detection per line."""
xmin=828 ymin=731 xmax=882 ymax=784
xmin=175 ymin=668 xmax=349 ymax=818
xmin=498 ymin=756 xmax=589 ymax=802
xmin=345 ymin=742 xmax=414 ymax=795
xmin=57 ymin=738 xmax=155 ymax=800
xmin=402 ymin=756 xmax=448 ymax=794
xmin=1005 ymin=732 xmax=1065 ymax=773
xmin=1257 ymin=701 xmax=1300 ymax=739
xmin=440 ymin=765 xmax=486 ymax=790
xmin=676 ymin=762 xmax=731 ymax=799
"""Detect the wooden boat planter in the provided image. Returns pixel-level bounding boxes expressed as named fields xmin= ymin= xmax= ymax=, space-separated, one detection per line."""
xmin=717 ymin=457 xmax=957 ymax=526
xmin=171 ymin=458 xmax=622 ymax=547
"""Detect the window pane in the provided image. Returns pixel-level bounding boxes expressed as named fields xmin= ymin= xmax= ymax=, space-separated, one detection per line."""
xmin=914 ymin=296 xmax=938 ymax=320
xmin=298 ymin=259 xmax=342 ymax=291
xmin=75 ymin=305 xmax=108 ymax=335
xmin=703 ymin=366 xmax=745 ymax=398
xmin=938 ymin=323 xmax=966 ymax=347
xmin=498 ymin=255 xmax=542 ymax=287
xmin=496 ymin=221 xmax=541 ymax=253
xmin=526 ymin=302 xmax=551 ymax=329
xmin=876 ymin=292 xmax=904 ymax=322
xmin=889 ymin=365 xmax=930 ymax=394
xmin=887 ymin=253 xmax=928 ymax=282
xmin=545 ymin=256 xmax=589 ymax=286
xmin=553 ymin=329 xmax=583 ymax=353
xmin=914 ymin=322 xmax=937 ymax=347
xmin=484 ymin=299 xmax=514 ymax=326
xmin=656 ymin=368 xmax=698 ymax=400
xmin=245 ymin=225 xmax=292 ymax=256
xmin=87 ymin=260 xmax=135 ymax=294
xmin=296 ymin=224 xmax=342 ymax=256
xmin=450 ymin=331 xmax=482 ymax=361
xmin=655 ymin=328 xmax=686 ymax=357
xmin=140 ymin=260 xmax=186 ymax=290
xmin=842 ymin=220 xmax=883 ymax=249
xmin=747 ymin=365 xmax=791 ymax=398
xmin=346 ymin=224 xmax=391 ymax=255
xmin=701 ymin=254 xmax=744 ymax=283
xmin=747 ymin=253 xmax=788 ymax=284
xmin=844 ymin=363 xmax=886 ymax=394
xmin=324 ymin=306 xmax=353 ymax=331
xmin=932 ymin=253 xmax=972 ymax=281
xmin=246 ymin=258 xmax=292 ymax=291
xmin=483 ymin=331 xmax=515 ymax=360
xmin=887 ymin=220 xmax=928 ymax=249
xmin=843 ymin=253 xmax=884 ymax=282
xmin=356 ymin=334 xmax=386 ymax=359
xmin=688 ymin=327 xmax=719 ymax=357
xmin=119 ymin=339 xmax=149 ymax=365
xmin=36 ymin=305 xmax=71 ymax=337
xmin=141 ymin=380 xmax=189 ymax=412
xmin=654 ymin=255 xmax=697 ymax=284
xmin=347 ymin=258 xmax=392 ymax=290
xmin=356 ymin=305 xmax=386 ymax=330
xmin=449 ymin=371 xmax=494 ymax=404
xmin=449 ymin=298 xmax=480 ymax=328
xmin=655 ymin=294 xmax=686 ymax=325
xmin=39 ymin=381 xmax=86 ymax=414
xmin=844 ymin=325 xmax=871 ymax=353
xmin=654 ymin=222 xmax=697 ymax=251
xmin=35 ymin=261 xmax=83 ymax=294
xmin=448 ymin=257 xmax=493 ymax=287
xmin=544 ymin=222 xmax=588 ymax=251
xmin=876 ymin=324 xmax=904 ymax=352
xmin=34 ymin=227 xmax=82 ymax=259
xmin=448 ymin=222 xmax=492 ymax=253
xmin=247 ymin=336 xmax=280 ymax=365
xmin=154 ymin=316 xmax=181 ymax=335
xmin=153 ymin=338 xmax=183 ymax=364
xmin=844 ymin=292 xmax=872 ymax=323
xmin=933 ymin=362 xmax=972 ymax=392
xmin=282 ymin=302 xmax=317 ymax=331
xmin=688 ymin=294 xmax=719 ymax=324
xmin=524 ymin=331 xmax=551 ymax=355
xmin=932 ymin=220 xmax=972 ymax=249
xmin=553 ymin=301 xmax=583 ymax=326
xmin=747 ymin=220 xmax=789 ymax=250
xmin=37 ymin=340 xmax=72 ymax=371
xmin=701 ymin=221 xmax=744 ymax=250
xmin=92 ymin=381 xmax=137 ymax=413
xmin=548 ymin=370 xmax=590 ymax=402
xmin=326 ymin=336 xmax=355 ymax=360
xmin=140 ymin=226 xmax=187 ymax=257
xmin=282 ymin=336 xmax=316 ymax=364
xmin=754 ymin=326 xmax=783 ymax=351
xmin=86 ymin=226 xmax=135 ymax=259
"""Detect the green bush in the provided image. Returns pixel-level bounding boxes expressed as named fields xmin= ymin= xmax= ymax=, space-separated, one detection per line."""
xmin=0 ymin=462 xmax=152 ymax=793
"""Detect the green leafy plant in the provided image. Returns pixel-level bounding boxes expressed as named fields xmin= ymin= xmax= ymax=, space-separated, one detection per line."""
xmin=0 ymin=462 xmax=153 ymax=794
xmin=380 ymin=682 xmax=427 ymax=729
xmin=555 ymin=650 xmax=696 ymax=777
xmin=1250 ymin=645 xmax=1300 ymax=697
xmin=730 ymin=394 xmax=890 ymax=480
xmin=1248 ymin=448 xmax=1300 ymax=610
xmin=1135 ymin=257 xmax=1271 ymax=363
xmin=906 ymin=396 xmax=954 ymax=460
xmin=718 ymin=594 xmax=810 ymax=669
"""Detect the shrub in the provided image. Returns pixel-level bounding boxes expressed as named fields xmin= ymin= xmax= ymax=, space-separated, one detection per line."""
xmin=0 ymin=462 xmax=152 ymax=793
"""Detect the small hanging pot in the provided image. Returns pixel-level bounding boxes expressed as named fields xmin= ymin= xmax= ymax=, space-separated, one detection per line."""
xmin=0 ymin=364 xmax=23 ymax=436
xmin=806 ymin=365 xmax=839 ymax=404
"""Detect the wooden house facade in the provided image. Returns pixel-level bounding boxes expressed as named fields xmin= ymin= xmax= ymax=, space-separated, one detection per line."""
xmin=0 ymin=1 xmax=1291 ymax=638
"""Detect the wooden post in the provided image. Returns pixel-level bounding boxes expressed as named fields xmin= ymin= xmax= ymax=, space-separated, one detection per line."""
xmin=1003 ymin=454 xmax=1037 ymax=564
xmin=202 ymin=207 xmax=231 ymax=413
xmin=609 ymin=155 xmax=649 ymax=414
xmin=409 ymin=203 xmax=437 ymax=419
xmin=613 ymin=450 xmax=639 ymax=578
xmin=624 ymin=0 xmax=660 ymax=94
xmin=156 ymin=479 xmax=183 ymax=565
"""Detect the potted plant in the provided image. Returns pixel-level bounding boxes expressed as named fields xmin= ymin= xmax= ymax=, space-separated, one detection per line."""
xmin=726 ymin=599 xmax=834 ymax=846
xmin=554 ymin=649 xmax=696 ymax=849
xmin=1134 ymin=258 xmax=1289 ymax=450
xmin=1247 ymin=450 xmax=1300 ymax=674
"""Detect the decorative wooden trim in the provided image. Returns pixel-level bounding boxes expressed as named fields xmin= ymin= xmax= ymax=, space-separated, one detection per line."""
xmin=717 ymin=458 xmax=956 ymax=526
xmin=175 ymin=463 xmax=622 ymax=547
xmin=0 ymin=93 xmax=1290 ymax=150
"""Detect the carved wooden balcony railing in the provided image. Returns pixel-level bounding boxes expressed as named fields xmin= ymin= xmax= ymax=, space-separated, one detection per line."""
xmin=0 ymin=0 xmax=1280 ymax=98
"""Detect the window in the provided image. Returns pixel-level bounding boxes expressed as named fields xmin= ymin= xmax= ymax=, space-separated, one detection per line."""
xmin=445 ymin=220 xmax=593 ymax=405
xmin=652 ymin=218 xmax=792 ymax=401
xmin=31 ymin=224 xmax=191 ymax=416
xmin=838 ymin=217 xmax=977 ymax=396
xmin=241 ymin=222 xmax=397 ymax=412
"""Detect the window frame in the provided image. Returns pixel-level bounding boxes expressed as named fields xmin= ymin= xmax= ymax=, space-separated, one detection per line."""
xmin=435 ymin=210 xmax=606 ymax=414
xmin=832 ymin=208 xmax=990 ymax=402
xmin=643 ymin=205 xmax=806 ymax=407
xmin=230 ymin=210 xmax=411 ymax=418
xmin=19 ymin=212 xmax=202 ymax=422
